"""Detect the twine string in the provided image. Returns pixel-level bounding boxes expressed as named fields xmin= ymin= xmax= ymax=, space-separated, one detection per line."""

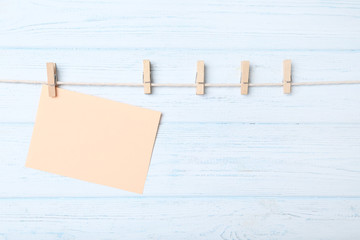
xmin=1 ymin=79 xmax=360 ymax=87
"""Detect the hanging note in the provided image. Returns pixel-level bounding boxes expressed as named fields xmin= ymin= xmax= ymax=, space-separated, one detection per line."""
xmin=26 ymin=86 xmax=162 ymax=194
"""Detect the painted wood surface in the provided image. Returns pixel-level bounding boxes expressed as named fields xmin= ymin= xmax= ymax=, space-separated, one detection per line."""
xmin=0 ymin=0 xmax=360 ymax=239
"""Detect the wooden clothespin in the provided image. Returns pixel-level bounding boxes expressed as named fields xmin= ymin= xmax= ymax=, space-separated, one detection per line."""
xmin=196 ymin=60 xmax=205 ymax=95
xmin=143 ymin=60 xmax=151 ymax=94
xmin=283 ymin=59 xmax=292 ymax=94
xmin=46 ymin=62 xmax=57 ymax=97
xmin=240 ymin=61 xmax=250 ymax=95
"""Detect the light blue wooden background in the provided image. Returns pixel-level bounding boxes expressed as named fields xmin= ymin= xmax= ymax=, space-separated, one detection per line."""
xmin=1 ymin=0 xmax=360 ymax=239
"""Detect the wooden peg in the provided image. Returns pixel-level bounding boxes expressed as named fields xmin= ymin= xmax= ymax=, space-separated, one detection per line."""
xmin=143 ymin=60 xmax=151 ymax=94
xmin=196 ymin=60 xmax=205 ymax=95
xmin=46 ymin=62 xmax=57 ymax=98
xmin=240 ymin=61 xmax=250 ymax=95
xmin=283 ymin=59 xmax=292 ymax=94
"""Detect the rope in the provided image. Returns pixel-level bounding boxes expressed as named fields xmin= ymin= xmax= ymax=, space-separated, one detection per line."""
xmin=1 ymin=79 xmax=360 ymax=87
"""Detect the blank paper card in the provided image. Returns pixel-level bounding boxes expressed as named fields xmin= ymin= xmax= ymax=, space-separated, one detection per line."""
xmin=26 ymin=86 xmax=161 ymax=194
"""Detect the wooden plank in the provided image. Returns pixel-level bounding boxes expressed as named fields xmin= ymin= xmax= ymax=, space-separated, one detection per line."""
xmin=0 ymin=50 xmax=360 ymax=124
xmin=1 ymin=83 xmax=360 ymax=124
xmin=0 ymin=122 xmax=359 ymax=197
xmin=0 ymin=1 xmax=359 ymax=50
xmin=0 ymin=198 xmax=360 ymax=239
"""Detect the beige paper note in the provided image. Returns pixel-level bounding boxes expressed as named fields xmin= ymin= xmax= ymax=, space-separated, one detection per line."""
xmin=26 ymin=86 xmax=162 ymax=194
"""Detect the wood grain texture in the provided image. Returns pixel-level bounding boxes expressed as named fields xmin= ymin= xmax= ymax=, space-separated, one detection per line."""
xmin=240 ymin=61 xmax=249 ymax=95
xmin=0 ymin=0 xmax=360 ymax=239
xmin=143 ymin=59 xmax=151 ymax=94
xmin=196 ymin=60 xmax=205 ymax=95
xmin=1 ymin=198 xmax=360 ymax=240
